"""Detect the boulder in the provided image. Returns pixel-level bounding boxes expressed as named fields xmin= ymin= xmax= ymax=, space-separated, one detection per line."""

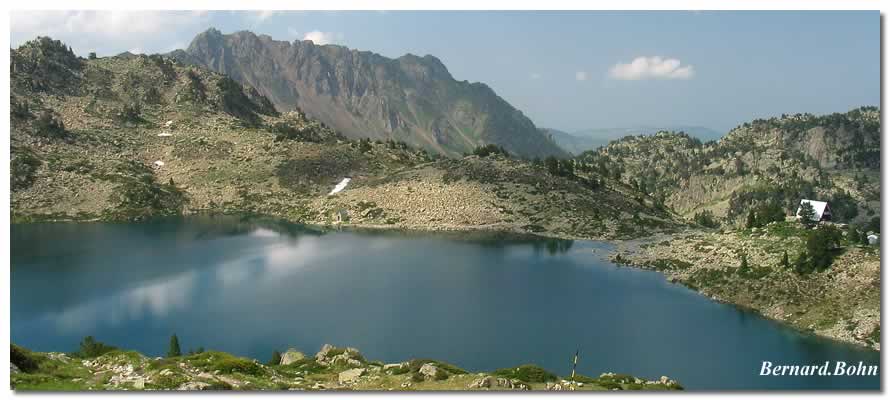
xmin=11 ymin=362 xmax=20 ymax=374
xmin=330 ymin=352 xmax=362 ymax=367
xmin=468 ymin=375 xmax=494 ymax=389
xmin=315 ymin=344 xmax=335 ymax=363
xmin=177 ymin=381 xmax=211 ymax=391
xmin=338 ymin=368 xmax=365 ymax=384
xmin=280 ymin=349 xmax=305 ymax=366
xmin=418 ymin=363 xmax=438 ymax=380
xmin=315 ymin=344 xmax=363 ymax=366
xmin=658 ymin=376 xmax=678 ymax=387
xmin=383 ymin=362 xmax=406 ymax=370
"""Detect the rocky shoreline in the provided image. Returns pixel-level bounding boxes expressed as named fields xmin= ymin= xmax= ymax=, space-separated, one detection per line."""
xmin=11 ymin=343 xmax=681 ymax=391
xmin=609 ymin=226 xmax=881 ymax=351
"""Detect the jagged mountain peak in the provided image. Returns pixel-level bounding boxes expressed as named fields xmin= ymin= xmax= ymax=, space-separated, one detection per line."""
xmin=171 ymin=28 xmax=565 ymax=158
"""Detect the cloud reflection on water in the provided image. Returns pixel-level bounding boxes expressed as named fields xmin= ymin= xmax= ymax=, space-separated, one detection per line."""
xmin=47 ymin=270 xmax=198 ymax=334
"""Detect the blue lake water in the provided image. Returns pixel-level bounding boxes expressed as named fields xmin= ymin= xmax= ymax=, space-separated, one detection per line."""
xmin=10 ymin=216 xmax=880 ymax=390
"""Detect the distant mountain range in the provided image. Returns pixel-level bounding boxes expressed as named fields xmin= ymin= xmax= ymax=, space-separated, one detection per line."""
xmin=169 ymin=28 xmax=566 ymax=159
xmin=544 ymin=126 xmax=724 ymax=155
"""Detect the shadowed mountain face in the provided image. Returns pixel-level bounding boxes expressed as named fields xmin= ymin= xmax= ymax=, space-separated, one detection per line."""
xmin=170 ymin=28 xmax=566 ymax=159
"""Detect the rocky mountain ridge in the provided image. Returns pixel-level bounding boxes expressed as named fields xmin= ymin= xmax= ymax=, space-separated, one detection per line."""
xmin=169 ymin=28 xmax=566 ymax=158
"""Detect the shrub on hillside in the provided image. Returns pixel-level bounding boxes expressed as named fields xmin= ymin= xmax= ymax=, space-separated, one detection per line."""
xmin=472 ymin=144 xmax=509 ymax=158
xmin=693 ymin=210 xmax=720 ymax=228
xmin=11 ymin=344 xmax=40 ymax=373
xmin=492 ymin=364 xmax=557 ymax=383
xmin=11 ymin=150 xmax=41 ymax=191
xmin=33 ymin=111 xmax=68 ymax=139
xmin=72 ymin=336 xmax=117 ymax=358
xmin=211 ymin=358 xmax=263 ymax=376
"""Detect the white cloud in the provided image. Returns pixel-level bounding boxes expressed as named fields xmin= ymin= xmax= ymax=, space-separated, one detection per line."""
xmin=250 ymin=10 xmax=279 ymax=22
xmin=575 ymin=71 xmax=588 ymax=81
xmin=10 ymin=10 xmax=210 ymax=56
xmin=302 ymin=30 xmax=340 ymax=45
xmin=11 ymin=10 xmax=205 ymax=37
xmin=609 ymin=56 xmax=695 ymax=80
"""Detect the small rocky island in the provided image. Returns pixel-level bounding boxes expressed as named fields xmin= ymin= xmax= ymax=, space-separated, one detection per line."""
xmin=11 ymin=342 xmax=681 ymax=391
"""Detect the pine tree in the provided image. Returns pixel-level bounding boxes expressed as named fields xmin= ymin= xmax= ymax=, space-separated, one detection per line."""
xmin=269 ymin=350 xmax=282 ymax=366
xmin=167 ymin=334 xmax=182 ymax=358
xmin=793 ymin=252 xmax=810 ymax=275
xmin=847 ymin=225 xmax=859 ymax=245
xmin=798 ymin=201 xmax=817 ymax=228
xmin=807 ymin=226 xmax=841 ymax=272
xmin=780 ymin=250 xmax=789 ymax=269
xmin=746 ymin=210 xmax=757 ymax=229
xmin=738 ymin=254 xmax=750 ymax=277
xmin=545 ymin=156 xmax=559 ymax=176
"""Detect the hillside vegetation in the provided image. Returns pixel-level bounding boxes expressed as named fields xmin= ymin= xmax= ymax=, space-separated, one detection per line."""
xmin=578 ymin=109 xmax=880 ymax=229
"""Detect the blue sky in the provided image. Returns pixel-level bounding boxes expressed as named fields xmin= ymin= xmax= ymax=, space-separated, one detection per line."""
xmin=11 ymin=10 xmax=879 ymax=133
